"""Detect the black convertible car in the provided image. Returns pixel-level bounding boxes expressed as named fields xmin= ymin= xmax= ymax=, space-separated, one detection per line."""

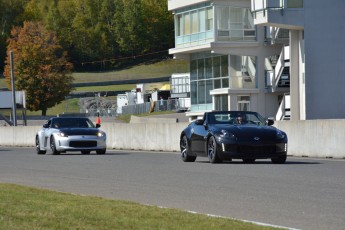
xmin=180 ymin=111 xmax=288 ymax=164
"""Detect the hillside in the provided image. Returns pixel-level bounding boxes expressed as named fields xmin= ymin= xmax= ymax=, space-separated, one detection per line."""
xmin=0 ymin=59 xmax=189 ymax=89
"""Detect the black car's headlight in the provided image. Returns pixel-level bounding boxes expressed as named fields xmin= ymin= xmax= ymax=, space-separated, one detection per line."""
xmin=97 ymin=132 xmax=106 ymax=137
xmin=220 ymin=130 xmax=236 ymax=139
xmin=276 ymin=130 xmax=286 ymax=140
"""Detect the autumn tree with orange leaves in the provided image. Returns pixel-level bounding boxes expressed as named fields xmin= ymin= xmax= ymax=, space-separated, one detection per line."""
xmin=4 ymin=21 xmax=73 ymax=116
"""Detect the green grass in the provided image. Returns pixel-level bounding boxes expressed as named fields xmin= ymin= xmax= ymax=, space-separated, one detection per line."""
xmin=72 ymin=59 xmax=189 ymax=83
xmin=0 ymin=184 xmax=279 ymax=230
xmin=74 ymin=84 xmax=136 ymax=92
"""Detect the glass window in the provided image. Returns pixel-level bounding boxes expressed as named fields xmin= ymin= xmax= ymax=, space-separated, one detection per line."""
xmin=218 ymin=7 xmax=229 ymax=30
xmin=198 ymin=59 xmax=205 ymax=80
xmin=213 ymin=56 xmax=221 ymax=78
xmin=198 ymin=81 xmax=206 ymax=104
xmin=230 ymin=8 xmax=242 ymax=30
xmin=177 ymin=15 xmax=183 ymax=36
xmin=237 ymin=96 xmax=250 ymax=111
xmin=215 ymin=95 xmax=228 ymax=111
xmin=214 ymin=79 xmax=221 ymax=89
xmin=191 ymin=60 xmax=197 ymax=81
xmin=184 ymin=13 xmax=190 ymax=35
xmin=206 ymin=80 xmax=213 ymax=103
xmin=221 ymin=55 xmax=228 ymax=77
xmin=191 ymin=10 xmax=198 ymax=34
xmin=205 ymin=57 xmax=213 ymax=79
xmin=222 ymin=78 xmax=229 ymax=88
xmin=206 ymin=8 xmax=213 ymax=31
xmin=191 ymin=81 xmax=197 ymax=104
xmin=199 ymin=9 xmax=206 ymax=32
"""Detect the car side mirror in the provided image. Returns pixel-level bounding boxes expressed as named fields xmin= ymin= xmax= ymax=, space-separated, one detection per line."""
xmin=43 ymin=124 xmax=49 ymax=128
xmin=266 ymin=119 xmax=274 ymax=126
xmin=96 ymin=124 xmax=101 ymax=128
xmin=195 ymin=119 xmax=204 ymax=126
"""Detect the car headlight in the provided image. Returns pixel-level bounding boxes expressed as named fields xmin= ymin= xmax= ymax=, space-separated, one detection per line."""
xmin=276 ymin=130 xmax=286 ymax=140
xmin=57 ymin=132 xmax=68 ymax=137
xmin=97 ymin=132 xmax=105 ymax=137
xmin=220 ymin=130 xmax=235 ymax=139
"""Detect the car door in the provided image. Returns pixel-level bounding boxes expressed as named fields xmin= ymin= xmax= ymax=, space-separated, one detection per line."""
xmin=42 ymin=119 xmax=53 ymax=149
xmin=190 ymin=119 xmax=208 ymax=155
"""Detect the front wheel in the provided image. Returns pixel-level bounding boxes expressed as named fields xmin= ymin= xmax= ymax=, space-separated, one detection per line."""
xmin=271 ymin=155 xmax=287 ymax=164
xmin=96 ymin=149 xmax=106 ymax=155
xmin=36 ymin=136 xmax=46 ymax=155
xmin=50 ymin=136 xmax=60 ymax=155
xmin=207 ymin=136 xmax=222 ymax=164
xmin=180 ymin=135 xmax=196 ymax=162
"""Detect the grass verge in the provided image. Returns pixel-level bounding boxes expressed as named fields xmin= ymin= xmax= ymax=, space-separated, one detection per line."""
xmin=0 ymin=184 xmax=279 ymax=230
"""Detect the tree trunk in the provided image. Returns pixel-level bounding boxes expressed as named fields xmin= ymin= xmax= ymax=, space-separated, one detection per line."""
xmin=41 ymin=109 xmax=47 ymax=116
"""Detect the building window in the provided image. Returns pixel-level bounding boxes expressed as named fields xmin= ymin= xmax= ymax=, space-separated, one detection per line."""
xmin=215 ymin=95 xmax=228 ymax=111
xmin=237 ymin=96 xmax=250 ymax=111
xmin=175 ymin=5 xmax=214 ymax=47
xmin=216 ymin=6 xmax=255 ymax=41
xmin=190 ymin=54 xmax=229 ymax=111
xmin=230 ymin=55 xmax=257 ymax=89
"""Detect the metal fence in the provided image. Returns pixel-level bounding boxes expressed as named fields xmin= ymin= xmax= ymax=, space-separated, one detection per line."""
xmin=76 ymin=98 xmax=189 ymax=117
xmin=122 ymin=99 xmax=186 ymax=115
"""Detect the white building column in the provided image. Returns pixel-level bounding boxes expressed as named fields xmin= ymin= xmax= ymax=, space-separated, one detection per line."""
xmin=290 ymin=30 xmax=301 ymax=120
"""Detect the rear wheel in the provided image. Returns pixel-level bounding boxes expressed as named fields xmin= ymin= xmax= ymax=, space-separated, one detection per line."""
xmin=36 ymin=136 xmax=46 ymax=155
xmin=207 ymin=136 xmax=222 ymax=164
xmin=271 ymin=155 xmax=287 ymax=164
xmin=96 ymin=149 xmax=106 ymax=155
xmin=180 ymin=135 xmax=196 ymax=162
xmin=50 ymin=137 xmax=60 ymax=155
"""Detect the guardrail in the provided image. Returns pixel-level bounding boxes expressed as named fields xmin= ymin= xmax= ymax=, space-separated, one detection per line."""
xmin=0 ymin=119 xmax=344 ymax=159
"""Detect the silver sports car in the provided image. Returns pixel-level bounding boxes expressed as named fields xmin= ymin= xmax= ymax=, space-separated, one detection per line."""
xmin=36 ymin=117 xmax=106 ymax=155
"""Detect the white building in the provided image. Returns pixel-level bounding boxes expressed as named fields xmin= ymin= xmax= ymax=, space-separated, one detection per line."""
xmin=170 ymin=73 xmax=191 ymax=111
xmin=168 ymin=0 xmax=345 ymax=120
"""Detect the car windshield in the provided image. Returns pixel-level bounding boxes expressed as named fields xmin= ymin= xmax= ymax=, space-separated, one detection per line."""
xmin=52 ymin=118 xmax=95 ymax=128
xmin=208 ymin=112 xmax=266 ymax=126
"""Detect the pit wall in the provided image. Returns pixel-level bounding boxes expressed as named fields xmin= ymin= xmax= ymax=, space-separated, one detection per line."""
xmin=0 ymin=120 xmax=344 ymax=159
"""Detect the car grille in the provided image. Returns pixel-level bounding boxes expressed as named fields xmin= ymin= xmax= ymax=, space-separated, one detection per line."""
xmin=69 ymin=141 xmax=97 ymax=148
xmin=225 ymin=144 xmax=276 ymax=154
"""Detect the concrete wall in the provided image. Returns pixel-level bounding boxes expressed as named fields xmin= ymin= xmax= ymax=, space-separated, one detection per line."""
xmin=0 ymin=120 xmax=344 ymax=159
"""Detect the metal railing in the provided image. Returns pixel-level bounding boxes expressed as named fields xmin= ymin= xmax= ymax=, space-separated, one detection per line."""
xmin=122 ymin=99 xmax=187 ymax=115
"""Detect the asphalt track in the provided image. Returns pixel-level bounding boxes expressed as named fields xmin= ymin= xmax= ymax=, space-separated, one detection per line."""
xmin=0 ymin=147 xmax=344 ymax=230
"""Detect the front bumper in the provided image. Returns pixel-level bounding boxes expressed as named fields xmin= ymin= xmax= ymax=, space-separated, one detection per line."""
xmin=54 ymin=135 xmax=106 ymax=152
xmin=216 ymin=137 xmax=287 ymax=160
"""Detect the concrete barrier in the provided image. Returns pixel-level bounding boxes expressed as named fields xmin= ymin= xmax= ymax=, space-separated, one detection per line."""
xmin=0 ymin=120 xmax=344 ymax=158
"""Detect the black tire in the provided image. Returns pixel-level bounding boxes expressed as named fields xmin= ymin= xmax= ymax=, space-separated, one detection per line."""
xmin=271 ymin=155 xmax=287 ymax=164
xmin=50 ymin=136 xmax=60 ymax=155
xmin=207 ymin=136 xmax=222 ymax=164
xmin=180 ymin=135 xmax=196 ymax=162
xmin=81 ymin=151 xmax=91 ymax=154
xmin=96 ymin=149 xmax=106 ymax=155
xmin=242 ymin=159 xmax=256 ymax=164
xmin=36 ymin=136 xmax=46 ymax=155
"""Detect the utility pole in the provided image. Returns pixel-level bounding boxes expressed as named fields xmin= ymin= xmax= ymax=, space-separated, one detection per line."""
xmin=10 ymin=51 xmax=17 ymax=126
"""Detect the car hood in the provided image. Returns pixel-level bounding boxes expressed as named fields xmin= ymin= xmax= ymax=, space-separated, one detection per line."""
xmin=58 ymin=128 xmax=100 ymax=136
xmin=212 ymin=124 xmax=278 ymax=141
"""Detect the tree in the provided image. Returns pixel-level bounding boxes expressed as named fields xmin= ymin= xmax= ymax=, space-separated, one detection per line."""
xmin=4 ymin=21 xmax=73 ymax=116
